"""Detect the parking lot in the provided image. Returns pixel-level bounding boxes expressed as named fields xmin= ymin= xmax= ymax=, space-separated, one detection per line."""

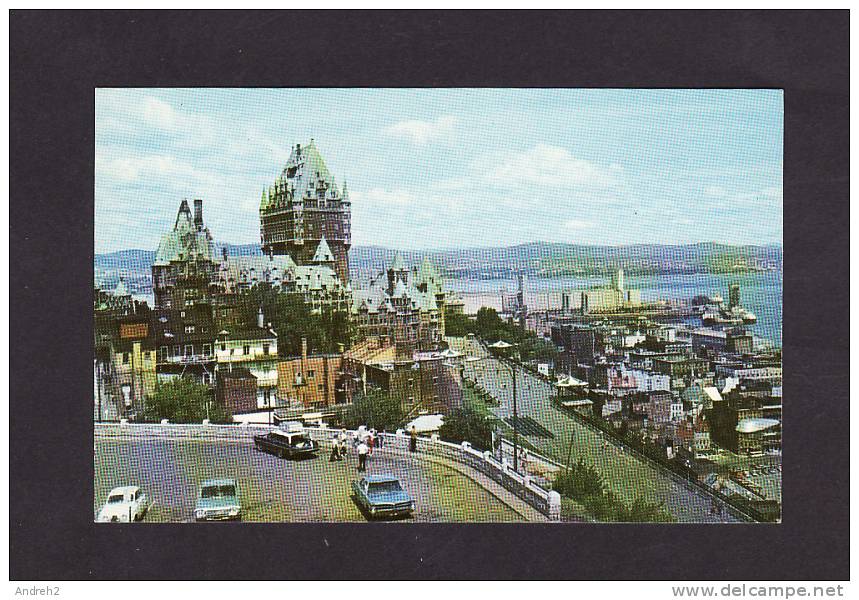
xmin=94 ymin=433 xmax=526 ymax=523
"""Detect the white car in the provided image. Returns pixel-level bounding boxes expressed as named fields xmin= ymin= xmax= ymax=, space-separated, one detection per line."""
xmin=97 ymin=486 xmax=149 ymax=522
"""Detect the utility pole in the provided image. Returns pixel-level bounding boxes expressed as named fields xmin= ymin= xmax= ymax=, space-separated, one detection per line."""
xmin=512 ymin=358 xmax=518 ymax=474
xmin=96 ymin=360 xmax=103 ymax=422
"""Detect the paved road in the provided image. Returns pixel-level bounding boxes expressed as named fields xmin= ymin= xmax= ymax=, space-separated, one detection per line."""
xmin=449 ymin=336 xmax=742 ymax=523
xmin=94 ymin=431 xmax=526 ymax=523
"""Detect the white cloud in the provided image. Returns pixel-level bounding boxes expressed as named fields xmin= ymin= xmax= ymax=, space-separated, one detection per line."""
xmin=95 ymin=153 xmax=225 ymax=191
xmin=142 ymin=97 xmax=177 ymax=130
xmin=350 ymin=188 xmax=416 ymax=205
xmin=384 ymin=116 xmax=457 ymax=145
xmin=564 ymin=219 xmax=595 ymax=229
xmin=487 ymin=144 xmax=620 ymax=189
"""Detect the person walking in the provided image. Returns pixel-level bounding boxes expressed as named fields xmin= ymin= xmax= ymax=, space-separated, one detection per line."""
xmin=410 ymin=426 xmax=420 ymax=452
xmin=357 ymin=439 xmax=369 ymax=472
xmin=367 ymin=432 xmax=375 ymax=456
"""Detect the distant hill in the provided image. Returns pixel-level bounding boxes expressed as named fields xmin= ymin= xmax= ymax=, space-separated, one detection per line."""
xmin=95 ymin=241 xmax=782 ymax=295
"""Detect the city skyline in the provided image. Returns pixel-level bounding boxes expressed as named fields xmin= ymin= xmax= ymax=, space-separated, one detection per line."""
xmin=95 ymin=88 xmax=783 ymax=254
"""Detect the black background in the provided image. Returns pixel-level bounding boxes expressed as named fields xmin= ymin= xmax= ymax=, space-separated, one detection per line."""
xmin=9 ymin=10 xmax=849 ymax=580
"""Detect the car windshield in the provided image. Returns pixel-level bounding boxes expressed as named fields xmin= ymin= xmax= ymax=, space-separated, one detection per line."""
xmin=107 ymin=494 xmax=125 ymax=504
xmin=368 ymin=481 xmax=402 ymax=494
xmin=292 ymin=435 xmax=309 ymax=445
xmin=201 ymin=484 xmax=236 ymax=498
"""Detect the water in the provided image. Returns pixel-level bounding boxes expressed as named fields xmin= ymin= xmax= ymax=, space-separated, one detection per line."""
xmin=448 ymin=271 xmax=783 ymax=348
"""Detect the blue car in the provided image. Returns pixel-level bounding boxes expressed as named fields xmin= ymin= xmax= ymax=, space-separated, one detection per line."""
xmin=351 ymin=475 xmax=416 ymax=519
xmin=195 ymin=479 xmax=242 ymax=522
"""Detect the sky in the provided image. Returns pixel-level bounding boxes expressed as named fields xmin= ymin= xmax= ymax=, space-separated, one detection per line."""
xmin=95 ymin=88 xmax=783 ymax=254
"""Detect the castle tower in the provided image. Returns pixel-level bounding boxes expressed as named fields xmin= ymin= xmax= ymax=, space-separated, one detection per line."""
xmin=387 ymin=251 xmax=409 ymax=296
xmin=152 ymin=198 xmax=218 ymax=309
xmin=259 ymin=139 xmax=351 ymax=282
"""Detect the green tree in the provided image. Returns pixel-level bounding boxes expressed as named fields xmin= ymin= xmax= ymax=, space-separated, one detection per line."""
xmin=342 ymin=388 xmax=405 ymax=432
xmin=144 ymin=377 xmax=231 ymax=424
xmin=618 ymin=496 xmax=675 ymax=523
xmin=231 ymin=286 xmax=353 ymax=356
xmin=438 ymin=407 xmax=494 ymax=451
xmin=553 ymin=458 xmax=605 ymax=501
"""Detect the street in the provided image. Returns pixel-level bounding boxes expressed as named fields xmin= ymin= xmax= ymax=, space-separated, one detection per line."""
xmin=449 ymin=336 xmax=742 ymax=523
xmin=94 ymin=431 xmax=526 ymax=523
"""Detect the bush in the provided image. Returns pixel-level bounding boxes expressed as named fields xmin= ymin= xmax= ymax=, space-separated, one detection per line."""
xmin=438 ymin=407 xmax=493 ymax=451
xmin=144 ymin=377 xmax=231 ymax=424
xmin=342 ymin=388 xmax=404 ymax=432
xmin=553 ymin=458 xmax=605 ymax=501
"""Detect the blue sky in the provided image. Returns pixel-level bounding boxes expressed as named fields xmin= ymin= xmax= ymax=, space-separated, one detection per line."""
xmin=95 ymin=88 xmax=783 ymax=253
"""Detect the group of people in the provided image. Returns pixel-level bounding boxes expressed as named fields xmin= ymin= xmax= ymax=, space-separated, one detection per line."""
xmin=329 ymin=428 xmax=385 ymax=472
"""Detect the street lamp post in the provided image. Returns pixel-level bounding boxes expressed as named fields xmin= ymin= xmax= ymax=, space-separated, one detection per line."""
xmin=485 ymin=340 xmax=521 ymax=474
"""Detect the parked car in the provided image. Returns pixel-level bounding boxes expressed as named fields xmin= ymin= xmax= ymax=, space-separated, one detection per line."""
xmin=97 ymin=485 xmax=149 ymax=523
xmin=351 ymin=475 xmax=415 ymax=519
xmin=254 ymin=428 xmax=319 ymax=459
xmin=195 ymin=479 xmax=241 ymax=521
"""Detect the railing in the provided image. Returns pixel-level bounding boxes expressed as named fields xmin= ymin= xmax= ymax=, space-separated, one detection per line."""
xmin=300 ymin=426 xmax=560 ymax=520
xmin=95 ymin=422 xmax=560 ymax=520
xmin=453 ymin=335 xmax=768 ymax=522
xmin=161 ymin=354 xmax=215 ymax=364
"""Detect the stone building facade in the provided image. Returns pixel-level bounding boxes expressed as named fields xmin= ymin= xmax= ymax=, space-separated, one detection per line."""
xmin=259 ymin=140 xmax=352 ymax=283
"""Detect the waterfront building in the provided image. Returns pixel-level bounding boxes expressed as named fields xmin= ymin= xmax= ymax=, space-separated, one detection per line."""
xmin=259 ymin=140 xmax=352 ymax=283
xmin=580 ymin=268 xmax=642 ymax=314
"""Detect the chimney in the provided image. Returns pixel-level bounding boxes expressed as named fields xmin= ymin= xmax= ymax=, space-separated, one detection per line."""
xmin=193 ymin=199 xmax=203 ymax=229
xmin=257 ymin=307 xmax=264 ymax=329
xmin=301 ymin=337 xmax=308 ymax=362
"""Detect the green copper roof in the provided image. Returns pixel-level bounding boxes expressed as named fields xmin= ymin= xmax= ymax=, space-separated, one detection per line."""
xmin=390 ymin=251 xmax=406 ymax=272
xmin=154 ymin=200 xmax=217 ymax=266
xmin=261 ymin=140 xmax=348 ymax=212
xmin=312 ymin=236 xmax=335 ymax=263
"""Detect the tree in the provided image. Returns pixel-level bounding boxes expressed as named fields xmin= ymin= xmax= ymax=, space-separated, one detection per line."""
xmin=438 ymin=407 xmax=493 ymax=451
xmin=553 ymin=458 xmax=605 ymax=501
xmin=342 ymin=388 xmax=405 ymax=432
xmin=144 ymin=377 xmax=231 ymax=424
xmin=232 ymin=286 xmax=353 ymax=357
xmin=619 ymin=496 xmax=675 ymax=523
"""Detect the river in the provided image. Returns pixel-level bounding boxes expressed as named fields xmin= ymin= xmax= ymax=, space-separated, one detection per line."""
xmin=447 ymin=271 xmax=783 ymax=348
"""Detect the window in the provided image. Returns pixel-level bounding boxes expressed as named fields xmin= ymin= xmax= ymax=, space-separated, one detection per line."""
xmin=185 ymin=325 xmax=195 ymax=334
xmin=263 ymin=343 xmax=270 ymax=355
xmin=318 ymin=384 xmax=324 ymax=391
xmin=202 ymin=344 xmax=212 ymax=356
xmin=180 ymin=311 xmax=186 ymax=318
xmin=173 ymin=345 xmax=181 ymax=357
xmin=243 ymin=345 xmax=250 ymax=356
xmin=221 ymin=344 xmax=226 ymax=351
xmin=159 ymin=346 xmax=168 ymax=361
xmin=307 ymin=370 xmax=315 ymax=378
xmin=185 ymin=345 xmax=193 ymax=357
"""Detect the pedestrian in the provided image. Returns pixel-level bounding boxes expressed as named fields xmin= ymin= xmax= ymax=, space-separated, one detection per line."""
xmin=409 ymin=426 xmax=418 ymax=453
xmin=357 ymin=439 xmax=369 ymax=472
xmin=329 ymin=440 xmax=340 ymax=462
xmin=367 ymin=432 xmax=375 ymax=456
xmin=378 ymin=430 xmax=385 ymax=449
